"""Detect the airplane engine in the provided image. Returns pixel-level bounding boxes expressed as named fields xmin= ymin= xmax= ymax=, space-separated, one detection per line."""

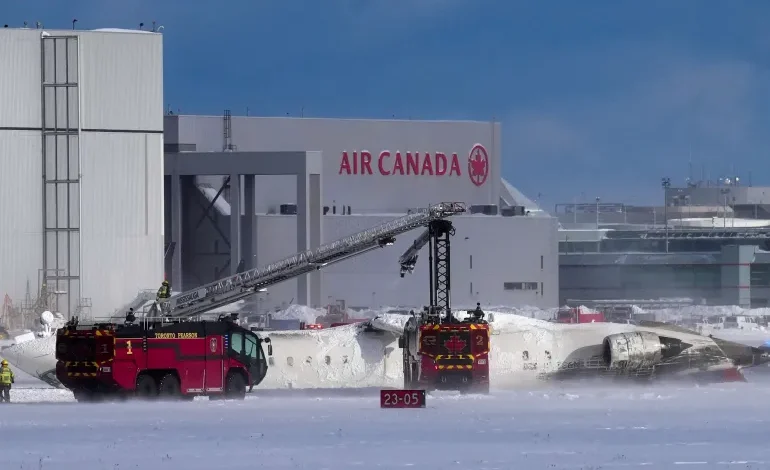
xmin=602 ymin=332 xmax=688 ymax=370
xmin=603 ymin=332 xmax=662 ymax=370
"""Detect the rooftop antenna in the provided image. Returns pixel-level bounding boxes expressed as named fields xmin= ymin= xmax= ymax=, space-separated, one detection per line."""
xmin=72 ymin=19 xmax=77 ymax=30
xmin=36 ymin=21 xmax=41 ymax=29
xmin=139 ymin=22 xmax=144 ymax=30
xmin=23 ymin=21 xmax=28 ymax=28
xmin=152 ymin=21 xmax=156 ymax=32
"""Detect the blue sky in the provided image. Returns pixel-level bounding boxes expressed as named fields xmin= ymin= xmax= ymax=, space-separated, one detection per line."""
xmin=7 ymin=0 xmax=770 ymax=210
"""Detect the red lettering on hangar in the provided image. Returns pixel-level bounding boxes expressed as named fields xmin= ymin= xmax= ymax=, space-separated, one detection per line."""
xmin=338 ymin=151 xmax=462 ymax=177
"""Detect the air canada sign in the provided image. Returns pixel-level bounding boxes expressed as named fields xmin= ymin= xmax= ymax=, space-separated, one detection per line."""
xmin=338 ymin=143 xmax=489 ymax=187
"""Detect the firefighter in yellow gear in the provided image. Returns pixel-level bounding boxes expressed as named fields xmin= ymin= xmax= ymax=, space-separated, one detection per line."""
xmin=156 ymin=280 xmax=171 ymax=301
xmin=0 ymin=359 xmax=15 ymax=403
xmin=156 ymin=280 xmax=171 ymax=316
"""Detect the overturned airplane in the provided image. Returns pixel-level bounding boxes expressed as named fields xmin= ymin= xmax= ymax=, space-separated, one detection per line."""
xmin=2 ymin=312 xmax=768 ymax=391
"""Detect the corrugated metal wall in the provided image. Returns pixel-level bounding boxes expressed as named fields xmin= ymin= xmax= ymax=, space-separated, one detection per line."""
xmin=0 ymin=30 xmax=41 ymax=128
xmin=80 ymin=132 xmax=164 ymax=316
xmin=79 ymin=31 xmax=163 ymax=132
xmin=0 ymin=131 xmax=44 ymax=301
xmin=0 ymin=29 xmax=45 ymax=309
xmin=77 ymin=30 xmax=164 ymax=316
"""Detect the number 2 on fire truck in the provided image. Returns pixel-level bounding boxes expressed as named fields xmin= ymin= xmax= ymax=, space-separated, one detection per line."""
xmin=476 ymin=335 xmax=484 ymax=346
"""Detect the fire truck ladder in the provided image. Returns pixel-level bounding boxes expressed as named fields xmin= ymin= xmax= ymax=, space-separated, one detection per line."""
xmin=398 ymin=219 xmax=455 ymax=316
xmin=160 ymin=202 xmax=466 ymax=319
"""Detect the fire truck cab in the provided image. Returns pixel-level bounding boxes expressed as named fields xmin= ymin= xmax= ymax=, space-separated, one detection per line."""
xmin=400 ymin=304 xmax=490 ymax=394
xmin=55 ymin=313 xmax=272 ymax=402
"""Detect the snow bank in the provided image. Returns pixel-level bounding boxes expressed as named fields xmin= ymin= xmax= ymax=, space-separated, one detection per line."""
xmin=369 ymin=313 xmax=410 ymax=335
xmin=13 ymin=332 xmax=35 ymax=344
xmin=271 ymin=304 xmax=324 ymax=324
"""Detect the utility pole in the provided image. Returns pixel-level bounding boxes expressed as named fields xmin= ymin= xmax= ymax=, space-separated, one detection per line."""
xmin=661 ymin=177 xmax=670 ymax=253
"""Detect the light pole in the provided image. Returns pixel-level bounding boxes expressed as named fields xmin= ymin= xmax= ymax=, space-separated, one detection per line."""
xmin=661 ymin=177 xmax=670 ymax=253
xmin=595 ymin=197 xmax=600 ymax=228
xmin=720 ymin=188 xmax=730 ymax=228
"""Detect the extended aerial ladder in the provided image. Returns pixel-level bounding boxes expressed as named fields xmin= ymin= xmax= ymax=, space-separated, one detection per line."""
xmin=147 ymin=202 xmax=466 ymax=319
xmin=398 ymin=214 xmax=490 ymax=393
xmin=398 ymin=219 xmax=455 ymax=319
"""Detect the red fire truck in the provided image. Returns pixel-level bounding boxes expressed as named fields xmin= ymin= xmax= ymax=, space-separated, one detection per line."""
xmin=400 ymin=305 xmax=490 ymax=393
xmin=55 ymin=313 xmax=272 ymax=402
xmin=555 ymin=306 xmax=605 ymax=324
xmin=397 ymin=217 xmax=491 ymax=394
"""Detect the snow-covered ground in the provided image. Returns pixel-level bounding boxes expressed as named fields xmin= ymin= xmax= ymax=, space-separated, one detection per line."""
xmin=3 ymin=376 xmax=770 ymax=469
xmin=2 ymin=303 xmax=770 ymax=468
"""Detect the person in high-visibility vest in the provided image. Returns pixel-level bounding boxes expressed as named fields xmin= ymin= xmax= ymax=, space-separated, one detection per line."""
xmin=156 ymin=280 xmax=172 ymax=316
xmin=0 ymin=359 xmax=15 ymax=403
xmin=156 ymin=280 xmax=171 ymax=302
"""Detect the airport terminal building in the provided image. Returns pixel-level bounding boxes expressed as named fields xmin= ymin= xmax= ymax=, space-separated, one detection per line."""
xmin=557 ymin=185 xmax=770 ymax=308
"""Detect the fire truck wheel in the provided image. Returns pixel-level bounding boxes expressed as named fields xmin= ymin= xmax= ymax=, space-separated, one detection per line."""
xmin=135 ymin=374 xmax=158 ymax=399
xmin=158 ymin=373 xmax=181 ymax=399
xmin=225 ymin=371 xmax=247 ymax=399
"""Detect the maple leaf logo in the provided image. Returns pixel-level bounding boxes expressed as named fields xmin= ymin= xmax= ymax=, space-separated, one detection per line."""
xmin=467 ymin=144 xmax=488 ymax=187
xmin=444 ymin=335 xmax=467 ymax=353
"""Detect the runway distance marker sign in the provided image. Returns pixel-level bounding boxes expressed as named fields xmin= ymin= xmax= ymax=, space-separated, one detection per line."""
xmin=380 ymin=389 xmax=426 ymax=408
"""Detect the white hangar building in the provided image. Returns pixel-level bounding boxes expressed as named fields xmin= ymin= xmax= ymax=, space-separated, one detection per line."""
xmin=0 ymin=26 xmax=164 ymax=319
xmin=163 ymin=115 xmax=559 ymax=311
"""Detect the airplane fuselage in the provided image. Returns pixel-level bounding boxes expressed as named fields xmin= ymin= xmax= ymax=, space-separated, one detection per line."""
xmin=1 ymin=315 xmax=761 ymax=390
